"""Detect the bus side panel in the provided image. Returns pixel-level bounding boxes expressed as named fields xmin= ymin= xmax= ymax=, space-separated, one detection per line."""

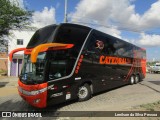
xmin=76 ymin=57 xmax=104 ymax=93
xmin=78 ymin=55 xmax=131 ymax=94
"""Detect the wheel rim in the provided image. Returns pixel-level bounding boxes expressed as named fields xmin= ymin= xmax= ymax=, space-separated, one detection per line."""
xmin=78 ymin=86 xmax=88 ymax=99
xmin=135 ymin=76 xmax=139 ymax=83
xmin=131 ymin=76 xmax=134 ymax=84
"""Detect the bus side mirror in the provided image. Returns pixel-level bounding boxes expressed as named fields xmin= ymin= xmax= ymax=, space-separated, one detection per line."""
xmin=9 ymin=48 xmax=26 ymax=61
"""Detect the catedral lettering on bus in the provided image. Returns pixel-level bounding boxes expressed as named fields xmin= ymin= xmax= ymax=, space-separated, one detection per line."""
xmin=9 ymin=23 xmax=146 ymax=108
xmin=99 ymin=56 xmax=132 ymax=64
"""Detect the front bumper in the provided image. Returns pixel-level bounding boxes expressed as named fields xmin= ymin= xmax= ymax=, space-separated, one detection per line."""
xmin=18 ymin=80 xmax=47 ymax=108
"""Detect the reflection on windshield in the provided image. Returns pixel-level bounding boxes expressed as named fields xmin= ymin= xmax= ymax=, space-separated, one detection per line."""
xmin=49 ymin=50 xmax=67 ymax=80
xmin=20 ymin=52 xmax=46 ymax=83
xmin=49 ymin=60 xmax=67 ymax=79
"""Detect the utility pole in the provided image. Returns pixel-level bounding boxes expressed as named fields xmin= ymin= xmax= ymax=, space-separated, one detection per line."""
xmin=64 ymin=0 xmax=68 ymax=23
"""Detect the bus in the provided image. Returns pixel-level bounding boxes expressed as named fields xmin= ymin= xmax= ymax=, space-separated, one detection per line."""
xmin=9 ymin=23 xmax=146 ymax=108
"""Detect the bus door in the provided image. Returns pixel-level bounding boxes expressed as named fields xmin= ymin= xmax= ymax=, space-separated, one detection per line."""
xmin=46 ymin=50 xmax=74 ymax=104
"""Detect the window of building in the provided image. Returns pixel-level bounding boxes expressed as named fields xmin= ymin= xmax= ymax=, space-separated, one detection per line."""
xmin=17 ymin=39 xmax=23 ymax=45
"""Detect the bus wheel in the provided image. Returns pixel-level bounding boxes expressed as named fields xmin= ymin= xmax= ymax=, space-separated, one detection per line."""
xmin=78 ymin=84 xmax=91 ymax=101
xmin=129 ymin=75 xmax=135 ymax=85
xmin=135 ymin=75 xmax=140 ymax=84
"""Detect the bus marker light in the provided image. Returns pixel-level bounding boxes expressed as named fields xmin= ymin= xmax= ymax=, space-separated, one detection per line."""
xmin=80 ymin=55 xmax=84 ymax=59
xmin=76 ymin=66 xmax=80 ymax=70
xmin=75 ymin=70 xmax=78 ymax=74
xmin=79 ymin=59 xmax=83 ymax=62
xmin=78 ymin=62 xmax=81 ymax=66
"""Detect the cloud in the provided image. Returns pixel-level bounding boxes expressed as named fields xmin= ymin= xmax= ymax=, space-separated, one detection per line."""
xmin=123 ymin=33 xmax=160 ymax=47
xmin=138 ymin=33 xmax=160 ymax=47
xmin=70 ymin=0 xmax=160 ymax=48
xmin=97 ymin=26 xmax=122 ymax=38
xmin=9 ymin=0 xmax=25 ymax=8
xmin=32 ymin=7 xmax=56 ymax=29
xmin=70 ymin=0 xmax=160 ymax=32
xmin=140 ymin=0 xmax=160 ymax=29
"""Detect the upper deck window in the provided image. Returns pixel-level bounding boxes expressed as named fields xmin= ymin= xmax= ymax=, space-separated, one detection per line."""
xmin=27 ymin=25 xmax=57 ymax=48
xmin=54 ymin=24 xmax=90 ymax=57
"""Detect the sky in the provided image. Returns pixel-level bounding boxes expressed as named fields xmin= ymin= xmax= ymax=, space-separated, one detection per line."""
xmin=11 ymin=0 xmax=160 ymax=61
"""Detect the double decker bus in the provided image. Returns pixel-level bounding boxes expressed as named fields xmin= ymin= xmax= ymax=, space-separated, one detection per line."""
xmin=9 ymin=23 xmax=146 ymax=108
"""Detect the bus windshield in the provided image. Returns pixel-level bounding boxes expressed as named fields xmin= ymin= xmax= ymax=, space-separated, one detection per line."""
xmin=20 ymin=52 xmax=46 ymax=84
xmin=20 ymin=50 xmax=74 ymax=83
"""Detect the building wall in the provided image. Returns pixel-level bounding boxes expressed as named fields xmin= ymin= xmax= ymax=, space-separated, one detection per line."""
xmin=8 ymin=30 xmax=35 ymax=76
xmin=0 ymin=52 xmax=8 ymax=71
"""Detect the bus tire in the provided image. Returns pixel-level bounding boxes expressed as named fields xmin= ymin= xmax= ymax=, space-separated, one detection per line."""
xmin=78 ymin=84 xmax=91 ymax=102
xmin=134 ymin=74 xmax=140 ymax=84
xmin=129 ymin=75 xmax=135 ymax=85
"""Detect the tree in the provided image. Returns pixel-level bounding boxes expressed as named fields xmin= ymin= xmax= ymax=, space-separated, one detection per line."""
xmin=0 ymin=0 xmax=32 ymax=52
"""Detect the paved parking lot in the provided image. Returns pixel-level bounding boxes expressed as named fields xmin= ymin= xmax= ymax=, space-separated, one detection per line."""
xmin=0 ymin=73 xmax=160 ymax=120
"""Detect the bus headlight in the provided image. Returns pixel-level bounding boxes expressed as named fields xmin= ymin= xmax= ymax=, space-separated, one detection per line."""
xmin=18 ymin=86 xmax=47 ymax=96
xmin=30 ymin=87 xmax=47 ymax=95
xmin=30 ymin=91 xmax=39 ymax=95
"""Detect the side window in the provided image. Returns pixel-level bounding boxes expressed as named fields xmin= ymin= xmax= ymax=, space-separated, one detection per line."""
xmin=48 ymin=51 xmax=67 ymax=80
xmin=87 ymin=35 xmax=105 ymax=56
xmin=49 ymin=60 xmax=67 ymax=80
xmin=104 ymin=39 xmax=116 ymax=56
xmin=114 ymin=40 xmax=129 ymax=57
xmin=87 ymin=36 xmax=97 ymax=52
xmin=93 ymin=31 xmax=116 ymax=56
xmin=125 ymin=44 xmax=134 ymax=58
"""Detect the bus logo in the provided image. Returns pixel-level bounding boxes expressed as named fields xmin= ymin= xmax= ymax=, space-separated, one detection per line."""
xmin=96 ymin=40 xmax=104 ymax=50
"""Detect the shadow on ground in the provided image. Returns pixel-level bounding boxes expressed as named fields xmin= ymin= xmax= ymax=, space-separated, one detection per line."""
xmin=148 ymin=81 xmax=160 ymax=85
xmin=0 ymin=82 xmax=9 ymax=88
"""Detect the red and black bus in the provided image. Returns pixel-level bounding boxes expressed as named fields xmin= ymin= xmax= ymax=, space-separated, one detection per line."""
xmin=9 ymin=23 xmax=146 ymax=108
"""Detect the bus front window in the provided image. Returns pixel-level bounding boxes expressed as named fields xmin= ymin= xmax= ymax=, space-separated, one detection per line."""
xmin=20 ymin=52 xmax=46 ymax=84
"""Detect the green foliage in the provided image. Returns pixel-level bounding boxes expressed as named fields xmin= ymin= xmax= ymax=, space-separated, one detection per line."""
xmin=147 ymin=61 xmax=159 ymax=66
xmin=0 ymin=0 xmax=32 ymax=48
xmin=0 ymin=69 xmax=7 ymax=74
xmin=140 ymin=100 xmax=160 ymax=111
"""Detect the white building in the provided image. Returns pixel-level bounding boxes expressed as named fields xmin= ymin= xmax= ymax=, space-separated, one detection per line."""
xmin=8 ymin=30 xmax=35 ymax=76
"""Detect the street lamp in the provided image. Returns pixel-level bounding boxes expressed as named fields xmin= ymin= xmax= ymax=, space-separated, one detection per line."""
xmin=64 ymin=0 xmax=68 ymax=23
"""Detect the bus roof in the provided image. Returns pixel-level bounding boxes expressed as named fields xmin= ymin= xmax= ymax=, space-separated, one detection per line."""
xmin=27 ymin=23 xmax=145 ymax=51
